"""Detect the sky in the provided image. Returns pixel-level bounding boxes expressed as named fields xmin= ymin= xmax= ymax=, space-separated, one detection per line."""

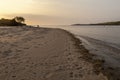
xmin=0 ymin=0 xmax=120 ymax=25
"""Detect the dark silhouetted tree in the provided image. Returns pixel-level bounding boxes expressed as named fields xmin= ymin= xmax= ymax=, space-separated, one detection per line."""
xmin=13 ymin=16 xmax=25 ymax=23
xmin=0 ymin=16 xmax=26 ymax=26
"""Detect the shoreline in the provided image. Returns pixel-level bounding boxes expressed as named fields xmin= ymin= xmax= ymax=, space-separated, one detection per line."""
xmin=60 ymin=28 xmax=120 ymax=80
xmin=0 ymin=26 xmax=108 ymax=80
xmin=58 ymin=29 xmax=106 ymax=75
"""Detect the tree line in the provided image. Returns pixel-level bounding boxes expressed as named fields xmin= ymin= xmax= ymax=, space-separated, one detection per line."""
xmin=0 ymin=16 xmax=26 ymax=26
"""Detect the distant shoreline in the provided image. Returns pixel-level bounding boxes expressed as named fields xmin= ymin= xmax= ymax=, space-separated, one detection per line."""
xmin=71 ymin=24 xmax=120 ymax=26
xmin=72 ymin=21 xmax=120 ymax=26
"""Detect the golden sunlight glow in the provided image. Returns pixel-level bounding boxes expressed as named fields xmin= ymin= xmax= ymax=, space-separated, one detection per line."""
xmin=0 ymin=0 xmax=55 ymax=16
xmin=0 ymin=0 xmax=59 ymax=24
xmin=0 ymin=0 xmax=34 ymax=14
xmin=0 ymin=0 xmax=120 ymax=25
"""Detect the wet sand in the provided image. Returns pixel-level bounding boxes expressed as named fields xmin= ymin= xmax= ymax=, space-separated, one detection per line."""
xmin=77 ymin=35 xmax=120 ymax=80
xmin=0 ymin=26 xmax=107 ymax=80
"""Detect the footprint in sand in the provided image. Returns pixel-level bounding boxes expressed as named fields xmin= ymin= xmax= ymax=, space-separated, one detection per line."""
xmin=69 ymin=72 xmax=74 ymax=78
xmin=3 ymin=50 xmax=12 ymax=57
xmin=15 ymin=49 xmax=22 ymax=52
xmin=24 ymin=47 xmax=30 ymax=49
xmin=69 ymin=71 xmax=83 ymax=79
xmin=45 ymin=73 xmax=54 ymax=79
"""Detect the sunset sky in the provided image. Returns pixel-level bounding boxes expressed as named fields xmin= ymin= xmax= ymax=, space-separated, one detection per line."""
xmin=0 ymin=0 xmax=120 ymax=25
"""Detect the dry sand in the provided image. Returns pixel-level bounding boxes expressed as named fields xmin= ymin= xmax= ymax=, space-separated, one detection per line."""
xmin=0 ymin=26 xmax=107 ymax=80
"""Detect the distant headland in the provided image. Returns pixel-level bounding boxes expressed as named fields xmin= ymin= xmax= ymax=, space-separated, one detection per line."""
xmin=72 ymin=21 xmax=120 ymax=26
xmin=0 ymin=16 xmax=26 ymax=26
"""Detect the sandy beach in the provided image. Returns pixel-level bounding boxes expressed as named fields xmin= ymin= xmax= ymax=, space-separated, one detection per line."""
xmin=0 ymin=26 xmax=107 ymax=80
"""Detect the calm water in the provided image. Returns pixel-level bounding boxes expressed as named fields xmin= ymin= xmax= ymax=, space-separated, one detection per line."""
xmin=44 ymin=25 xmax=120 ymax=44
xmin=43 ymin=25 xmax=120 ymax=67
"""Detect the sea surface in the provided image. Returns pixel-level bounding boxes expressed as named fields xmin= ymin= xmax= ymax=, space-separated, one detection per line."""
xmin=43 ymin=25 xmax=120 ymax=68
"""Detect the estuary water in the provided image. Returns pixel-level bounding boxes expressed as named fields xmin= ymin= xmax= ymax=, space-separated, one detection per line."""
xmin=43 ymin=25 xmax=120 ymax=68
